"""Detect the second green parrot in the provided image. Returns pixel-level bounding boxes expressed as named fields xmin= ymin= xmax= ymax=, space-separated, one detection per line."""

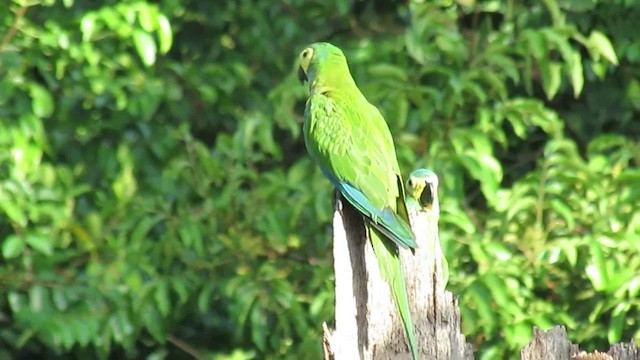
xmin=405 ymin=168 xmax=447 ymax=286
xmin=298 ymin=42 xmax=418 ymax=359
xmin=406 ymin=168 xmax=439 ymax=217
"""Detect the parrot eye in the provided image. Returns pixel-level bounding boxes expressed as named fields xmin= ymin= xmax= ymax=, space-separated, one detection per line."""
xmin=408 ymin=178 xmax=415 ymax=188
xmin=301 ymin=48 xmax=314 ymax=60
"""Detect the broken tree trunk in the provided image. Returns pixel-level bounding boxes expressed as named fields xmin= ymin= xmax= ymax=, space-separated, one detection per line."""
xmin=521 ymin=326 xmax=640 ymax=360
xmin=320 ymin=193 xmax=639 ymax=360
xmin=322 ymin=193 xmax=473 ymax=359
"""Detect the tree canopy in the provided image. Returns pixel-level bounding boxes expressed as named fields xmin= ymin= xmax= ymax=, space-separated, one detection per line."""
xmin=1 ymin=0 xmax=639 ymax=359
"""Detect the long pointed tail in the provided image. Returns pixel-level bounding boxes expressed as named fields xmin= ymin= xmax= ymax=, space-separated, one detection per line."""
xmin=369 ymin=227 xmax=419 ymax=360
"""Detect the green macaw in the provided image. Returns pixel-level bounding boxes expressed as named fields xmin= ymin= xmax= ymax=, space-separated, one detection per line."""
xmin=298 ymin=42 xmax=418 ymax=359
xmin=405 ymin=168 xmax=447 ymax=286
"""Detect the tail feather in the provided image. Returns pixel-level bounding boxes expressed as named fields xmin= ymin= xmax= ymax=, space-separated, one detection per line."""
xmin=369 ymin=226 xmax=418 ymax=360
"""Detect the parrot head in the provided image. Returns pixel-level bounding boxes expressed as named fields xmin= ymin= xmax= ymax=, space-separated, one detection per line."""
xmin=297 ymin=42 xmax=347 ymax=85
xmin=407 ymin=169 xmax=439 ymax=209
xmin=297 ymin=46 xmax=314 ymax=84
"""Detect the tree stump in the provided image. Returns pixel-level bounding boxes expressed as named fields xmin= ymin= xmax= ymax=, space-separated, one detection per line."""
xmin=322 ymin=193 xmax=473 ymax=359
xmin=320 ymin=194 xmax=639 ymax=360
xmin=521 ymin=326 xmax=640 ymax=360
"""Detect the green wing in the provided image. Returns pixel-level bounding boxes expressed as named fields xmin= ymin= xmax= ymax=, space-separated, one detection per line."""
xmin=304 ymin=92 xmax=416 ymax=249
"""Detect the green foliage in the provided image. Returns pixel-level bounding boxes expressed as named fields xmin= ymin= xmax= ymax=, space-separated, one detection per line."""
xmin=0 ymin=0 xmax=638 ymax=359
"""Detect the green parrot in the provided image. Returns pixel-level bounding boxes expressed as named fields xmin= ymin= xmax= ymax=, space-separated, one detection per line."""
xmin=405 ymin=168 xmax=448 ymax=286
xmin=298 ymin=42 xmax=418 ymax=359
xmin=405 ymin=169 xmax=439 ymax=217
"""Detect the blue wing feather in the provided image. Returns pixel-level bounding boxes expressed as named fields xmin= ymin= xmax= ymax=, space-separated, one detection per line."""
xmin=339 ymin=182 xmax=417 ymax=249
xmin=313 ymin=159 xmax=416 ymax=249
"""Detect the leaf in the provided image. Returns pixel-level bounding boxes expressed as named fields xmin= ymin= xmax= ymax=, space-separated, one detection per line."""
xmin=110 ymin=310 xmax=134 ymax=343
xmin=588 ymin=30 xmax=618 ymax=65
xmin=569 ymin=51 xmax=584 ymax=97
xmin=133 ymin=29 xmax=157 ymax=66
xmin=590 ymin=62 xmax=608 ymax=80
xmin=587 ymin=134 xmax=628 ymax=155
xmin=29 ymin=84 xmax=54 ymax=118
xmin=71 ymin=317 xmax=94 ymax=347
xmin=608 ymin=303 xmax=628 ymax=343
xmin=137 ymin=5 xmax=155 ymax=32
xmin=563 ymin=244 xmax=578 ymax=268
xmin=80 ymin=14 xmax=96 ymax=42
xmin=539 ymin=59 xmax=562 ymax=100
xmin=468 ymin=282 xmax=497 ymax=331
xmin=112 ymin=162 xmax=137 ymax=203
xmin=441 ymin=208 xmax=476 ymax=234
xmin=483 ymin=274 xmax=509 ymax=306
xmin=250 ymin=302 xmax=267 ymax=351
xmin=28 ymin=285 xmax=48 ymax=313
xmin=25 ymin=232 xmax=53 ymax=256
xmin=154 ymin=280 xmax=171 ymax=316
xmin=523 ymin=30 xmax=547 ymax=60
xmin=469 ymin=241 xmax=490 ymax=264
xmin=171 ymin=278 xmax=189 ymax=305
xmin=506 ymin=196 xmax=537 ymax=221
xmin=485 ymin=242 xmax=512 ymax=262
xmin=130 ymin=215 xmax=164 ymax=245
xmin=52 ymin=288 xmax=68 ymax=311
xmin=142 ymin=306 xmax=166 ymax=343
xmin=585 ymin=239 xmax=608 ymax=291
xmin=549 ymin=198 xmax=575 ymax=230
xmin=2 ymin=234 xmax=24 ymax=259
xmin=156 ymin=14 xmax=172 ymax=54
xmin=197 ymin=285 xmax=213 ymax=314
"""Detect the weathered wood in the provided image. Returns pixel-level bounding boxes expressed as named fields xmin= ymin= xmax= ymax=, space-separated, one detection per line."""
xmin=401 ymin=195 xmax=473 ymax=360
xmin=323 ymin=193 xmax=473 ymax=359
xmin=521 ymin=326 xmax=640 ymax=360
xmin=521 ymin=326 xmax=580 ymax=360
xmin=607 ymin=341 xmax=640 ymax=359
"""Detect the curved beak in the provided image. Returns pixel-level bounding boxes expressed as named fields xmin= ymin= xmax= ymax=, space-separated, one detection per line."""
xmin=298 ymin=66 xmax=308 ymax=84
xmin=420 ymin=181 xmax=435 ymax=207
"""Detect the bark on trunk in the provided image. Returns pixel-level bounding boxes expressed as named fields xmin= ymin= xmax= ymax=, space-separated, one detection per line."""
xmin=322 ymin=193 xmax=473 ymax=359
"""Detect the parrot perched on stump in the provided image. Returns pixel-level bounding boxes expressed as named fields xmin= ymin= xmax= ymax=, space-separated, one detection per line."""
xmin=406 ymin=168 xmax=440 ymax=218
xmin=297 ymin=42 xmax=418 ymax=359
xmin=405 ymin=168 xmax=448 ymax=286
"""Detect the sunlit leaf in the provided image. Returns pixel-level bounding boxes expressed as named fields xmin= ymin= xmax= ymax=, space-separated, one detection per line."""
xmin=588 ymin=30 xmax=619 ymax=65
xmin=133 ymin=29 xmax=157 ymax=66
xmin=25 ymin=232 xmax=53 ymax=256
xmin=137 ymin=5 xmax=155 ymax=32
xmin=29 ymin=84 xmax=54 ymax=118
xmin=2 ymin=234 xmax=24 ymax=259
xmin=539 ymin=59 xmax=562 ymax=100
xmin=549 ymin=198 xmax=575 ymax=229
xmin=569 ymin=51 xmax=584 ymax=97
xmin=156 ymin=14 xmax=173 ymax=54
xmin=608 ymin=303 xmax=628 ymax=343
